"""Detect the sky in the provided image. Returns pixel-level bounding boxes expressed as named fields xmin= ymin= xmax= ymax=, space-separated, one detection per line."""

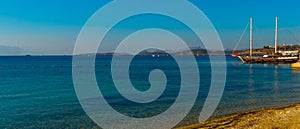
xmin=0 ymin=0 xmax=300 ymax=54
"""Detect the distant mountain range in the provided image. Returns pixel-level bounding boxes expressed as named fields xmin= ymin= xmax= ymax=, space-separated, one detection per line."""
xmin=91 ymin=44 xmax=300 ymax=56
xmin=0 ymin=45 xmax=245 ymax=56
xmin=87 ymin=47 xmax=245 ymax=56
xmin=136 ymin=47 xmax=244 ymax=56
xmin=0 ymin=45 xmax=39 ymax=55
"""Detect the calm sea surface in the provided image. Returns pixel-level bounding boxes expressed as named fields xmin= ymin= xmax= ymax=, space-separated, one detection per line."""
xmin=1 ymin=56 xmax=300 ymax=128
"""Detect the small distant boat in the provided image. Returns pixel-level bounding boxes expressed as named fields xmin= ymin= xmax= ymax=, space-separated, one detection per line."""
xmin=152 ymin=54 xmax=160 ymax=58
xmin=25 ymin=55 xmax=31 ymax=57
xmin=233 ymin=17 xmax=299 ymax=64
xmin=232 ymin=52 xmax=239 ymax=57
xmin=292 ymin=61 xmax=300 ymax=69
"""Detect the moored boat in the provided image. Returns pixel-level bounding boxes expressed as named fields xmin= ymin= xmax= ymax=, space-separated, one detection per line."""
xmin=239 ymin=55 xmax=299 ymax=64
xmin=234 ymin=17 xmax=299 ymax=64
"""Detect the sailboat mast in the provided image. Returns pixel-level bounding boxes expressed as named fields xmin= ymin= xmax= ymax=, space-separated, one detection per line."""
xmin=275 ymin=16 xmax=278 ymax=54
xmin=250 ymin=17 xmax=253 ymax=57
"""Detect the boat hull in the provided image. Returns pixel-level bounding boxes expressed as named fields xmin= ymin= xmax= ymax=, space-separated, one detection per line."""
xmin=238 ymin=56 xmax=299 ymax=64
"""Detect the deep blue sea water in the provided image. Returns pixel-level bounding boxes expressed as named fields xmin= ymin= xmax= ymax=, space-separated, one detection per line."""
xmin=1 ymin=56 xmax=300 ymax=128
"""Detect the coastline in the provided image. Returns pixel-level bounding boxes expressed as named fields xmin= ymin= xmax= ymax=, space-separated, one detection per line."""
xmin=178 ymin=103 xmax=300 ymax=129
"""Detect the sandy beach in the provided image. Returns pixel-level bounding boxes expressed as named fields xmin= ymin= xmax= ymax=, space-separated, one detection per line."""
xmin=178 ymin=103 xmax=300 ymax=129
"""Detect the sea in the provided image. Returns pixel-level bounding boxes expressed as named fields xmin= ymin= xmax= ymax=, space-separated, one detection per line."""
xmin=1 ymin=55 xmax=300 ymax=128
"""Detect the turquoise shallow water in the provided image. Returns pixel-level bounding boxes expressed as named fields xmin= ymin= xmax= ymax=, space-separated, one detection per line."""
xmin=1 ymin=56 xmax=300 ymax=128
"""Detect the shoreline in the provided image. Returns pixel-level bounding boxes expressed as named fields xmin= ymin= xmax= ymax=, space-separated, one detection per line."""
xmin=177 ymin=103 xmax=300 ymax=129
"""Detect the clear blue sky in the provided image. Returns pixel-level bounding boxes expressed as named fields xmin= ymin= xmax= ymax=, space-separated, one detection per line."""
xmin=0 ymin=0 xmax=300 ymax=54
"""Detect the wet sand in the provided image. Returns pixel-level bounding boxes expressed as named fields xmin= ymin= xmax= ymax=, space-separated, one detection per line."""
xmin=178 ymin=103 xmax=300 ymax=129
